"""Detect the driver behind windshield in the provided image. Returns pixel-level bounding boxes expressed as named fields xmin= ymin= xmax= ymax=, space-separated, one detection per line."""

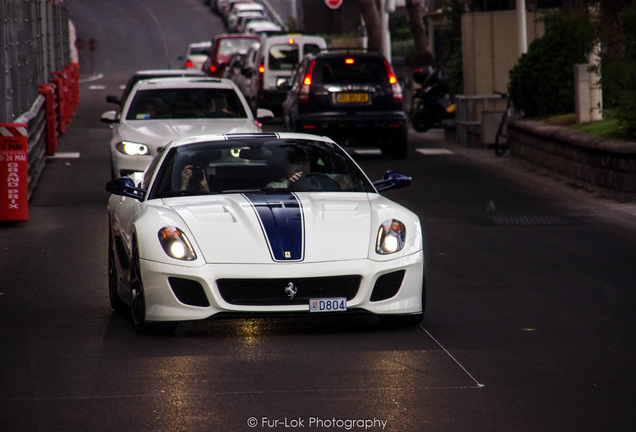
xmin=267 ymin=148 xmax=310 ymax=189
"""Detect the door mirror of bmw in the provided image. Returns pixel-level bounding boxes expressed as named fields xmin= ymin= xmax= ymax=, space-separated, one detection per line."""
xmin=100 ymin=110 xmax=120 ymax=124
xmin=106 ymin=177 xmax=146 ymax=200
xmin=373 ymin=170 xmax=412 ymax=192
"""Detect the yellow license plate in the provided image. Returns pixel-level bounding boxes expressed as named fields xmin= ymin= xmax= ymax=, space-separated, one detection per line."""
xmin=336 ymin=93 xmax=369 ymax=103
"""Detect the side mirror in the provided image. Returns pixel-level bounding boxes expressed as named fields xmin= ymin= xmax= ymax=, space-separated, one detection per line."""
xmin=256 ymin=108 xmax=275 ymax=122
xmin=277 ymin=80 xmax=291 ymax=91
xmin=373 ymin=170 xmax=411 ymax=192
xmin=106 ymin=177 xmax=146 ymax=200
xmin=101 ymin=110 xmax=119 ymax=124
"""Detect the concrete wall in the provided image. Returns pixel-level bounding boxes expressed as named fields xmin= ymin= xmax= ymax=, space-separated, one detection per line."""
xmin=462 ymin=10 xmax=546 ymax=96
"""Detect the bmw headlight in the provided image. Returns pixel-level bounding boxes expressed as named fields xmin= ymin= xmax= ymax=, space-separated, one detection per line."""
xmin=158 ymin=226 xmax=197 ymax=261
xmin=116 ymin=141 xmax=150 ymax=156
xmin=376 ymin=219 xmax=406 ymax=255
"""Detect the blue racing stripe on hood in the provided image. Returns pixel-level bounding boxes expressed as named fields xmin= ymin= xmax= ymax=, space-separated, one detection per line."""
xmin=244 ymin=193 xmax=304 ymax=261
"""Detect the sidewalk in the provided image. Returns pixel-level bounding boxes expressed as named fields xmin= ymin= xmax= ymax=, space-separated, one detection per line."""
xmin=421 ymin=128 xmax=636 ymax=224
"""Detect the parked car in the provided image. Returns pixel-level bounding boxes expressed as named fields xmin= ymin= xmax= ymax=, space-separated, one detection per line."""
xmin=106 ymin=132 xmax=425 ymax=333
xmin=180 ymin=41 xmax=212 ymax=70
xmin=202 ymin=33 xmax=261 ymax=77
xmin=281 ymin=48 xmax=408 ymax=158
xmin=218 ymin=0 xmax=253 ymax=23
xmin=234 ymin=15 xmax=271 ymax=33
xmin=105 ymin=69 xmax=206 ymax=109
xmin=100 ymin=77 xmax=274 ymax=178
xmin=240 ymin=34 xmax=327 ymax=115
xmin=226 ymin=2 xmax=266 ymax=30
xmin=245 ymin=20 xmax=283 ymax=38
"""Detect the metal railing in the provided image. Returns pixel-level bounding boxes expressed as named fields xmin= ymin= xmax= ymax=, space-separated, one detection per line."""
xmin=1 ymin=0 xmax=72 ymax=208
xmin=454 ymin=94 xmax=503 ymax=146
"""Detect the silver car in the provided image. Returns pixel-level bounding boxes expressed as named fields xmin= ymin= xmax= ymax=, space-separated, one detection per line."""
xmin=101 ymin=77 xmax=273 ymax=178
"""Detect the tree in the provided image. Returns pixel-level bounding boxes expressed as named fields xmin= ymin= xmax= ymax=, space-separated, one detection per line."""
xmin=406 ymin=0 xmax=435 ymax=65
xmin=358 ymin=0 xmax=434 ymax=65
xmin=358 ymin=0 xmax=383 ymax=51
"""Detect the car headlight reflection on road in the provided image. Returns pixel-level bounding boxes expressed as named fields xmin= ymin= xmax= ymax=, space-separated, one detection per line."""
xmin=116 ymin=141 xmax=150 ymax=156
xmin=376 ymin=219 xmax=406 ymax=255
xmin=158 ymin=226 xmax=197 ymax=261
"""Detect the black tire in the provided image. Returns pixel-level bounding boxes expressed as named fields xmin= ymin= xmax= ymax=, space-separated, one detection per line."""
xmin=130 ymin=241 xmax=178 ymax=334
xmin=494 ymin=114 xmax=509 ymax=157
xmin=381 ymin=133 xmax=408 ymax=159
xmin=412 ymin=109 xmax=434 ymax=133
xmin=380 ymin=277 xmax=426 ymax=327
xmin=108 ymin=222 xmax=128 ymax=314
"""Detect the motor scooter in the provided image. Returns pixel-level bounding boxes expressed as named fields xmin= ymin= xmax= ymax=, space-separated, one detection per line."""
xmin=410 ymin=66 xmax=456 ymax=132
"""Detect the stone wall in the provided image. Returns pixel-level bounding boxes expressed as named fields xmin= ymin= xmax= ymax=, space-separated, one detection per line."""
xmin=508 ymin=119 xmax=636 ymax=202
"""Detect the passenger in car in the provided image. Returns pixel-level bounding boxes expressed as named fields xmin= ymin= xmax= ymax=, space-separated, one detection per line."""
xmin=266 ymin=149 xmax=310 ymax=188
xmin=180 ymin=163 xmax=210 ymax=192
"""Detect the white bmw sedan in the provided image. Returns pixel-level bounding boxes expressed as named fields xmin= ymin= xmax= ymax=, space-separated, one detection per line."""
xmin=101 ymin=77 xmax=273 ymax=178
xmin=106 ymin=133 xmax=425 ymax=333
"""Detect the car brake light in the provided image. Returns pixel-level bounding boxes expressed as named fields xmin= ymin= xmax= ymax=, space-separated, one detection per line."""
xmin=298 ymin=60 xmax=316 ymax=104
xmin=185 ymin=61 xmax=194 ymax=68
xmin=384 ymin=59 xmax=403 ymax=102
xmin=345 ymin=58 xmax=355 ymax=65
xmin=257 ymin=59 xmax=265 ymax=92
xmin=210 ymin=65 xmax=216 ymax=73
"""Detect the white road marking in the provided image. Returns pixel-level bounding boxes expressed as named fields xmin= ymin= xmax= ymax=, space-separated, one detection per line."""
xmin=48 ymin=152 xmax=80 ymax=159
xmin=416 ymin=148 xmax=454 ymax=155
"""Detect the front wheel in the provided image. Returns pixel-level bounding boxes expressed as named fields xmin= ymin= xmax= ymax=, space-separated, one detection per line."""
xmin=108 ymin=224 xmax=127 ymax=314
xmin=411 ymin=108 xmax=434 ymax=133
xmin=381 ymin=133 xmax=408 ymax=159
xmin=130 ymin=241 xmax=178 ymax=334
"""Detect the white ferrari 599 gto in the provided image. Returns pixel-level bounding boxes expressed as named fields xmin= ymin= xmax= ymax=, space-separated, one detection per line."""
xmin=106 ymin=132 xmax=425 ymax=333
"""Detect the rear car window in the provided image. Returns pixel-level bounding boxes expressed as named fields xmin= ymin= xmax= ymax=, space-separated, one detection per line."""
xmin=218 ymin=38 xmax=258 ymax=56
xmin=268 ymin=44 xmax=299 ymax=71
xmin=313 ymin=58 xmax=388 ymax=85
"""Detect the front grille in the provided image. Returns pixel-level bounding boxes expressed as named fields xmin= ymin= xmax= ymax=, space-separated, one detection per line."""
xmin=370 ymin=270 xmax=405 ymax=302
xmin=217 ymin=275 xmax=361 ymax=306
xmin=169 ymin=277 xmax=210 ymax=307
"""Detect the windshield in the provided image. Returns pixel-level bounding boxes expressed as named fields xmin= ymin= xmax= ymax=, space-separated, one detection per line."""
xmin=125 ymin=88 xmax=247 ymax=120
xmin=149 ymin=137 xmax=375 ymax=198
xmin=218 ymin=38 xmax=259 ymax=56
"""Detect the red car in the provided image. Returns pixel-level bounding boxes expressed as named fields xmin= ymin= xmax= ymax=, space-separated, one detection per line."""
xmin=202 ymin=33 xmax=261 ymax=77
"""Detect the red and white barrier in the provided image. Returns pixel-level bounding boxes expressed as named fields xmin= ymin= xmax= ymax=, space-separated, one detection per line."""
xmin=0 ymin=123 xmax=29 ymax=221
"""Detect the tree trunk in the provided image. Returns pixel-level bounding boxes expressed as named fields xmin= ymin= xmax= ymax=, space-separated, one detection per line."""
xmin=358 ymin=0 xmax=383 ymax=51
xmin=406 ymin=0 xmax=435 ymax=65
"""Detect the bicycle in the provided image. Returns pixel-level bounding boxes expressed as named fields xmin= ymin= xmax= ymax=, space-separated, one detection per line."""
xmin=494 ymin=93 xmax=515 ymax=157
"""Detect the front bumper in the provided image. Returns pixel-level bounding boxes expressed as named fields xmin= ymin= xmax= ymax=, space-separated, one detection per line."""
xmin=139 ymin=252 xmax=424 ymax=322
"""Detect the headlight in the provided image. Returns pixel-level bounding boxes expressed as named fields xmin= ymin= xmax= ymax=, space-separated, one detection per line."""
xmin=116 ymin=141 xmax=150 ymax=156
xmin=158 ymin=226 xmax=197 ymax=261
xmin=376 ymin=219 xmax=406 ymax=255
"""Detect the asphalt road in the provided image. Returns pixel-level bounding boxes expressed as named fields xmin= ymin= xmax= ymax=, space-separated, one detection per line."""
xmin=1 ymin=1 xmax=635 ymax=431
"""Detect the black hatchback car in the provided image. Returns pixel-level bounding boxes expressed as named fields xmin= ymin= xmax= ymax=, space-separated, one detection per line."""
xmin=281 ymin=49 xmax=408 ymax=158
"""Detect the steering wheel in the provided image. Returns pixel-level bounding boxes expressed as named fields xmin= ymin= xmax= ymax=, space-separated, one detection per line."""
xmin=289 ymin=173 xmax=341 ymax=191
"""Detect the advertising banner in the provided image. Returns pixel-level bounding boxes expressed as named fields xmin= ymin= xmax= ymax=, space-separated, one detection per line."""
xmin=0 ymin=124 xmax=29 ymax=221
